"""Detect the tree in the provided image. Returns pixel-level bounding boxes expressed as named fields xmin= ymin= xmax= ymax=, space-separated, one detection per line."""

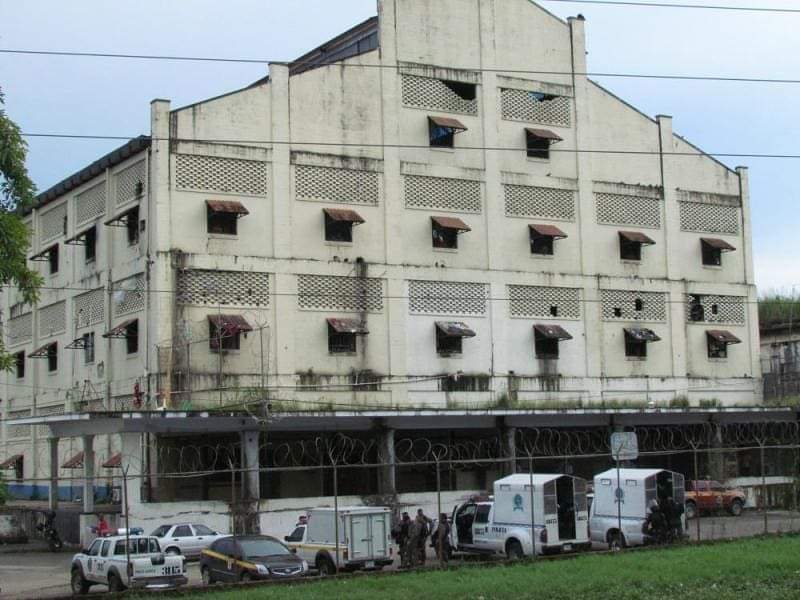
xmin=0 ymin=87 xmax=42 ymax=370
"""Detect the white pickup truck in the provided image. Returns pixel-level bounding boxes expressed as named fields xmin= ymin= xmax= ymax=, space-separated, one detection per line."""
xmin=70 ymin=535 xmax=187 ymax=594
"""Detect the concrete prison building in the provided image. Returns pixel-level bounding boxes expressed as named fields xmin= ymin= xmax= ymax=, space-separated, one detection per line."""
xmin=1 ymin=0 xmax=762 ymax=536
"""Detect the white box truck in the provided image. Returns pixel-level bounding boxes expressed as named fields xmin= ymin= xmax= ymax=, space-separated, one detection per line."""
xmin=589 ymin=467 xmax=686 ymax=550
xmin=451 ymin=474 xmax=590 ymax=559
xmin=284 ymin=507 xmax=393 ymax=575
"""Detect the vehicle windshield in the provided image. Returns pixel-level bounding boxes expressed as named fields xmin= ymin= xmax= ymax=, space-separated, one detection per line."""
xmin=151 ymin=525 xmax=170 ymax=537
xmin=239 ymin=539 xmax=291 ymax=558
xmin=286 ymin=526 xmax=305 ymax=542
xmin=194 ymin=524 xmax=216 ymax=535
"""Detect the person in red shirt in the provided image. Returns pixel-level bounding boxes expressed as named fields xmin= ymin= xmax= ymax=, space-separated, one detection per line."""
xmin=96 ymin=514 xmax=111 ymax=537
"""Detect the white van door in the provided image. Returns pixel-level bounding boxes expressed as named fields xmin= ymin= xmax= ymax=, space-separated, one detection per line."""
xmin=471 ymin=504 xmax=493 ymax=549
xmin=370 ymin=513 xmax=389 ymax=558
xmin=574 ymin=478 xmax=589 ymax=542
xmin=543 ymin=481 xmax=559 ymax=544
xmin=350 ymin=515 xmax=371 ymax=561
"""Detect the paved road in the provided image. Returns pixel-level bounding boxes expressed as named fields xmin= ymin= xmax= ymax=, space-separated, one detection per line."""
xmin=3 ymin=511 xmax=798 ymax=599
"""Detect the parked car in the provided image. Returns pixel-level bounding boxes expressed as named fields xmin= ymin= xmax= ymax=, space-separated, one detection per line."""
xmin=150 ymin=523 xmax=226 ymax=558
xmin=285 ymin=507 xmax=394 ymax=575
xmin=200 ymin=535 xmax=308 ymax=584
xmin=70 ymin=535 xmax=187 ymax=595
xmin=685 ymin=479 xmax=746 ymax=518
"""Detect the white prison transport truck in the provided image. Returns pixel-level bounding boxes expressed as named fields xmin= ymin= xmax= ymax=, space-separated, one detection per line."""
xmin=589 ymin=468 xmax=686 ymax=550
xmin=284 ymin=506 xmax=393 ymax=575
xmin=451 ymin=474 xmax=590 ymax=559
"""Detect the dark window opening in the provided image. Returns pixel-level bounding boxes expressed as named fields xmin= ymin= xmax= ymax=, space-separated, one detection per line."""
xmin=429 ymin=122 xmax=455 ymax=148
xmin=529 ymin=91 xmax=558 ymax=103
xmin=702 ymin=243 xmax=722 ymax=266
xmin=440 ymin=375 xmax=490 ymax=392
xmin=83 ymin=332 xmax=95 ymax=364
xmin=432 ymin=223 xmax=459 ymax=249
xmin=624 ymin=332 xmax=647 ymax=358
xmin=48 ymin=246 xmax=59 ymax=275
xmin=550 ymin=306 xmax=559 ymax=317
xmin=711 ymin=304 xmax=719 ymax=315
xmin=14 ymin=351 xmax=25 ymax=379
xmin=689 ymin=295 xmax=705 ymax=322
xmin=47 ymin=343 xmax=58 ymax=372
xmin=207 ymin=210 xmax=238 ymax=235
xmin=708 ymin=337 xmax=728 ymax=359
xmin=84 ymin=226 xmax=97 ymax=262
xmin=530 ymin=231 xmax=555 ymax=255
xmin=443 ymin=80 xmax=477 ymax=101
xmin=209 ymin=320 xmax=240 ymax=352
xmin=325 ymin=214 xmax=353 ymax=243
xmin=126 ymin=207 xmax=140 ymax=245
xmin=350 ymin=370 xmax=381 ymax=391
xmin=613 ymin=307 xmax=622 ymax=318
xmin=13 ymin=457 xmax=23 ymax=482
xmin=436 ymin=330 xmax=463 ymax=355
xmin=526 ymin=131 xmax=551 ymax=159
xmin=535 ymin=331 xmax=560 ymax=360
xmin=328 ymin=326 xmax=357 ymax=354
xmin=134 ymin=181 xmax=144 ymax=197
xmin=634 ymin=298 xmax=644 ymax=312
xmin=620 ymin=238 xmax=643 ymax=261
xmin=126 ymin=321 xmax=139 ymax=354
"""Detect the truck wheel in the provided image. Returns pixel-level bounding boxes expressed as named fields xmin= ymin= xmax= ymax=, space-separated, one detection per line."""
xmin=608 ymin=532 xmax=625 ymax=552
xmin=70 ymin=568 xmax=91 ymax=595
xmin=506 ymin=540 xmax=524 ymax=560
xmin=108 ymin=572 xmax=125 ymax=593
xmin=685 ymin=501 xmax=698 ymax=520
xmin=729 ymin=499 xmax=744 ymax=517
xmin=201 ymin=566 xmax=215 ymax=586
xmin=317 ymin=556 xmax=337 ymax=577
xmin=165 ymin=546 xmax=181 ymax=556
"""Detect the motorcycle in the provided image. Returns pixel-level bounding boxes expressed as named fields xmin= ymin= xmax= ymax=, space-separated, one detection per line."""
xmin=36 ymin=511 xmax=63 ymax=552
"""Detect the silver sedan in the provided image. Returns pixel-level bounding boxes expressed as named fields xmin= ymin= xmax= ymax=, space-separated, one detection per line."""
xmin=151 ymin=523 xmax=227 ymax=559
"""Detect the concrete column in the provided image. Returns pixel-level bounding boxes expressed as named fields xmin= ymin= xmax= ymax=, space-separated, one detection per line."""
xmin=82 ymin=435 xmax=95 ymax=514
xmin=48 ymin=437 xmax=59 ymax=510
xmin=273 ymin=273 xmax=296 ymax=385
xmin=379 ymin=428 xmax=396 ymax=495
xmin=504 ymin=426 xmax=518 ymax=474
xmin=738 ymin=167 xmax=762 ymax=392
xmin=241 ymin=430 xmax=260 ymax=502
xmin=269 ymin=63 xmax=292 ymax=259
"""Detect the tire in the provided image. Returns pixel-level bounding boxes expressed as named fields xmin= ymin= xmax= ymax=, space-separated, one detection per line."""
xmin=165 ymin=546 xmax=181 ymax=556
xmin=108 ymin=572 xmax=125 ymax=593
xmin=729 ymin=499 xmax=744 ymax=517
xmin=317 ymin=555 xmax=337 ymax=577
xmin=685 ymin=501 xmax=698 ymax=520
xmin=505 ymin=539 xmax=524 ymax=561
xmin=70 ymin=568 xmax=91 ymax=595
xmin=201 ymin=566 xmax=214 ymax=586
xmin=608 ymin=532 xmax=625 ymax=552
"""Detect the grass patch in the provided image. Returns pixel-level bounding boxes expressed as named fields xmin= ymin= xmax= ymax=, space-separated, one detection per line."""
xmin=156 ymin=536 xmax=800 ymax=600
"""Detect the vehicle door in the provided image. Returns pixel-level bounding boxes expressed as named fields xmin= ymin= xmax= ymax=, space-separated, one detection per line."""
xmin=84 ymin=538 xmax=103 ymax=582
xmin=370 ymin=513 xmax=389 ymax=559
xmin=169 ymin=525 xmax=194 ymax=555
xmin=543 ymin=481 xmax=559 ymax=545
xmin=213 ymin=538 xmax=237 ymax=583
xmin=350 ymin=514 xmax=371 ymax=561
xmin=471 ymin=504 xmax=492 ymax=548
xmin=94 ymin=540 xmax=113 ymax=581
xmin=574 ymin=478 xmax=590 ymax=542
xmin=710 ymin=481 xmax=726 ymax=510
xmin=454 ymin=503 xmax=477 ymax=548
xmin=696 ymin=481 xmax=713 ymax=511
xmin=191 ymin=524 xmax=216 ymax=556
xmin=205 ymin=539 xmax=228 ymax=582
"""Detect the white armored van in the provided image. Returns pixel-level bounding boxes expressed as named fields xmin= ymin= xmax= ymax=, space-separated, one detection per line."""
xmin=589 ymin=468 xmax=686 ymax=550
xmin=451 ymin=473 xmax=590 ymax=559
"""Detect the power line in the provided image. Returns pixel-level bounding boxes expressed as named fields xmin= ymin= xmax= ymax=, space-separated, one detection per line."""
xmin=541 ymin=0 xmax=800 ymax=14
xmin=2 ymin=48 xmax=799 ymax=85
xmin=16 ymin=132 xmax=800 ymax=159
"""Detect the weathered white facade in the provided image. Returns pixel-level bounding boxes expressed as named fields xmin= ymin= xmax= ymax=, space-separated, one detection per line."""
xmin=2 ymin=0 xmax=761 ymax=499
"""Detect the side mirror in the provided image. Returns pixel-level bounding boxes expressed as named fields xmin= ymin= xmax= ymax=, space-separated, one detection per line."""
xmin=284 ymin=536 xmax=290 ymax=542
xmin=81 ymin=548 xmax=90 ymax=555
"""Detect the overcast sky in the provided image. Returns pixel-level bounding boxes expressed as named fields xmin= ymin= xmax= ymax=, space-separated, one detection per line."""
xmin=1 ymin=0 xmax=797 ymax=293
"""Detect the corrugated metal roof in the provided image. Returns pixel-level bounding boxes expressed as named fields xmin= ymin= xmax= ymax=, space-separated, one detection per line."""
xmin=534 ymin=324 xmax=573 ymax=341
xmin=701 ymin=238 xmax=736 ymax=252
xmin=525 ymin=127 xmax=563 ymax=142
xmin=327 ymin=318 xmax=369 ymax=334
xmin=289 ymin=16 xmax=379 ymax=76
xmin=707 ymin=330 xmax=742 ymax=344
xmin=619 ymin=231 xmax=656 ymax=245
xmin=436 ymin=321 xmax=477 ymax=338
xmin=624 ymin=328 xmax=661 ymax=343
xmin=208 ymin=314 xmax=253 ymax=334
xmin=529 ymin=224 xmax=568 ymax=238
xmin=429 ymin=116 xmax=468 ymax=131
xmin=323 ymin=208 xmax=365 ymax=223
xmin=103 ymin=319 xmax=138 ymax=339
xmin=206 ymin=200 xmax=250 ymax=216
xmin=103 ymin=453 xmax=122 ymax=468
xmin=62 ymin=451 xmax=85 ymax=470
xmin=0 ymin=455 xmax=23 ymax=469
xmin=431 ymin=216 xmax=471 ymax=231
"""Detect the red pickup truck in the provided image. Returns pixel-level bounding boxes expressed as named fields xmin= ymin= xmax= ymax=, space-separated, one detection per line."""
xmin=685 ymin=479 xmax=746 ymax=519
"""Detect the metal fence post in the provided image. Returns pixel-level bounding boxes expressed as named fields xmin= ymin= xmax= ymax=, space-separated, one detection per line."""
xmin=528 ymin=455 xmax=536 ymax=561
xmin=333 ymin=462 xmax=340 ymax=572
xmin=435 ymin=458 xmax=442 ymax=566
xmin=761 ymin=443 xmax=768 ymax=535
xmin=693 ymin=445 xmax=701 ymax=543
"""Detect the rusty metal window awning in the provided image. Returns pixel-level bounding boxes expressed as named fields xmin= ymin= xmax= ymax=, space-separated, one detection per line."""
xmin=701 ymin=238 xmax=736 ymax=252
xmin=0 ymin=454 xmax=23 ymax=469
xmin=706 ymin=330 xmax=742 ymax=345
xmin=65 ymin=336 xmax=91 ymax=350
xmin=624 ymin=328 xmax=661 ymax=343
xmin=431 ymin=216 xmax=471 ymax=233
xmin=428 ymin=116 xmax=468 ymax=133
xmin=103 ymin=319 xmax=138 ymax=339
xmin=206 ymin=200 xmax=250 ymax=218
xmin=103 ymin=453 xmax=122 ymax=468
xmin=104 ymin=205 xmax=139 ymax=228
xmin=65 ymin=227 xmax=94 ymax=246
xmin=529 ymin=224 xmax=568 ymax=239
xmin=327 ymin=318 xmax=369 ymax=335
xmin=619 ymin=231 xmax=656 ymax=245
xmin=208 ymin=314 xmax=253 ymax=335
xmin=533 ymin=324 xmax=573 ymax=341
xmin=62 ymin=451 xmax=85 ymax=470
xmin=323 ymin=208 xmax=365 ymax=225
xmin=29 ymin=342 xmax=57 ymax=359
xmin=525 ymin=128 xmax=563 ymax=143
xmin=436 ymin=321 xmax=477 ymax=338
xmin=29 ymin=245 xmax=57 ymax=262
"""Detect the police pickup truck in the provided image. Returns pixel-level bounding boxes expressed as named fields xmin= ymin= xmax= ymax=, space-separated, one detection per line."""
xmin=70 ymin=535 xmax=187 ymax=594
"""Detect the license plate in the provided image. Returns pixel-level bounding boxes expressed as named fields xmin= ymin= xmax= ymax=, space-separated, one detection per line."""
xmin=365 ymin=561 xmax=375 ymax=569
xmin=563 ymin=544 xmax=572 ymax=552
